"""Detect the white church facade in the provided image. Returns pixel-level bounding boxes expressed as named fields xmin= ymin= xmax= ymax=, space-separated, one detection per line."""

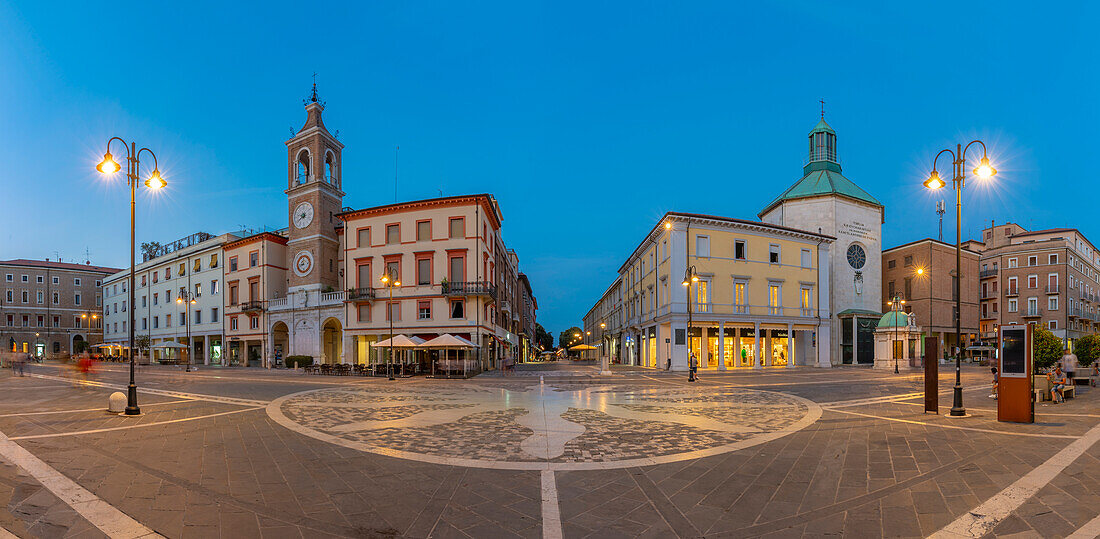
xmin=759 ymin=117 xmax=885 ymax=365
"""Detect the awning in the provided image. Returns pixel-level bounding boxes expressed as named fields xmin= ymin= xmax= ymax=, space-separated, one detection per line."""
xmin=152 ymin=342 xmax=187 ymax=349
xmin=418 ymin=334 xmax=479 ymax=349
xmin=375 ymin=335 xmax=426 ymax=348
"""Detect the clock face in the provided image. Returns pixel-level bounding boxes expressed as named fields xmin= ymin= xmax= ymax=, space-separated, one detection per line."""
xmin=294 ymin=251 xmax=314 ymax=277
xmin=293 ymin=202 xmax=314 ymax=229
xmin=846 ymin=244 xmax=866 ymax=269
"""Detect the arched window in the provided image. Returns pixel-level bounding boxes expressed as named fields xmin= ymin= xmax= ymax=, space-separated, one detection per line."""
xmin=325 ymin=152 xmax=336 ymax=185
xmin=296 ymin=150 xmax=310 ymax=184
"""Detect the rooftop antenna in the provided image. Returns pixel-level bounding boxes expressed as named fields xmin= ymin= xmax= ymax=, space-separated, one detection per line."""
xmin=84 ymin=247 xmax=91 ymax=265
xmin=936 ymin=200 xmax=946 ymax=241
xmin=394 ymin=145 xmax=400 ymax=203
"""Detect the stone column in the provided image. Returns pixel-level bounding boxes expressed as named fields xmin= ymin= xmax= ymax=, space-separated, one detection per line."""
xmin=851 ymin=318 xmax=859 ymax=364
xmin=342 ymin=332 xmax=354 ymax=365
xmin=787 ymin=323 xmax=795 ymax=368
xmin=717 ymin=322 xmax=726 ymax=371
xmin=655 ymin=324 xmax=665 ymax=370
xmin=753 ymin=322 xmax=762 ymax=369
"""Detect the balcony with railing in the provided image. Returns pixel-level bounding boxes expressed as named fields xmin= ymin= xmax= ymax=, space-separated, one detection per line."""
xmin=268 ymin=297 xmax=288 ymax=310
xmin=346 ymin=288 xmax=376 ymax=301
xmin=1045 ymin=284 xmax=1060 ymax=294
xmin=980 ymin=310 xmax=997 ymax=320
xmin=240 ymin=300 xmax=264 ymax=313
xmin=1023 ymin=306 xmax=1043 ymax=318
xmin=1068 ymin=307 xmax=1083 ymax=319
xmin=319 ymin=291 xmax=345 ymax=306
xmin=1005 ymin=287 xmax=1019 ymax=297
xmin=979 ymin=269 xmax=999 ymax=279
xmin=980 ymin=291 xmax=997 ymax=300
xmin=442 ymin=281 xmax=497 ymax=301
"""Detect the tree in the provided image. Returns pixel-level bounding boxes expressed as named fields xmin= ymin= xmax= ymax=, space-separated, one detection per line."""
xmin=134 ymin=334 xmax=151 ymax=359
xmin=535 ymin=324 xmax=553 ymax=351
xmin=1074 ymin=334 xmax=1100 ymax=367
xmin=140 ymin=241 xmax=163 ymax=261
xmin=558 ymin=326 xmax=583 ymax=356
xmin=1033 ymin=327 xmax=1063 ymax=371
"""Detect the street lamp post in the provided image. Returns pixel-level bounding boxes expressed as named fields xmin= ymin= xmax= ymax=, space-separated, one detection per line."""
xmin=886 ymin=294 xmax=905 ymax=374
xmin=380 ymin=271 xmax=400 ymax=381
xmin=80 ymin=313 xmax=98 ymax=353
xmin=96 ymin=138 xmax=167 ymax=415
xmin=923 ymin=140 xmax=997 ymax=417
xmin=682 ymin=265 xmax=699 ymax=369
xmin=176 ymin=291 xmax=197 ymax=372
xmin=599 ymin=322 xmax=609 ymax=375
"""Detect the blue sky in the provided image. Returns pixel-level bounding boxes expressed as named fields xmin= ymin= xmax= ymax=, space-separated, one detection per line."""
xmin=1 ymin=1 xmax=1095 ymax=335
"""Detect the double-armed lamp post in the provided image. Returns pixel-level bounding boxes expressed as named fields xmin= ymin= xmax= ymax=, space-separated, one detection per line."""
xmin=176 ymin=291 xmax=197 ymax=372
xmin=886 ymin=294 xmax=906 ymax=374
xmin=96 ymin=138 xmax=167 ymax=415
xmin=923 ymin=140 xmax=997 ymax=417
xmin=682 ymin=265 xmax=699 ymax=367
xmin=380 ymin=271 xmax=400 ymax=380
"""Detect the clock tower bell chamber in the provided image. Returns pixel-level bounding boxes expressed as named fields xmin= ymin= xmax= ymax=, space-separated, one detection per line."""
xmin=285 ymin=84 xmax=345 ymax=292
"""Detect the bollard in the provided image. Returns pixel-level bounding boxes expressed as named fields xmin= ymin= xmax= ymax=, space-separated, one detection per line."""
xmin=108 ymin=392 xmax=126 ymax=413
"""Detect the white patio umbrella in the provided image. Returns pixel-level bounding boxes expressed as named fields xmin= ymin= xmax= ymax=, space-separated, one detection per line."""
xmin=419 ymin=334 xmax=479 ymax=377
xmin=418 ymin=334 xmax=479 ymax=349
xmin=373 ymin=335 xmax=425 ymax=376
xmin=374 ymin=335 xmax=425 ymax=348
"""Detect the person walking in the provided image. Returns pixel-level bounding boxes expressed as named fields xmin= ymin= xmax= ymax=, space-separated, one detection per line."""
xmin=14 ymin=353 xmax=26 ymax=377
xmin=688 ymin=353 xmax=698 ymax=382
xmin=1061 ymin=348 xmax=1078 ymax=386
xmin=1090 ymin=361 xmax=1099 ymax=388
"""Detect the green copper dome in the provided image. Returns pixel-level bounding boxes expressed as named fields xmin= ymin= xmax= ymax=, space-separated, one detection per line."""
xmin=877 ymin=311 xmax=909 ymax=328
xmin=809 ymin=118 xmax=835 ymax=135
xmin=758 ymin=117 xmax=883 ymax=218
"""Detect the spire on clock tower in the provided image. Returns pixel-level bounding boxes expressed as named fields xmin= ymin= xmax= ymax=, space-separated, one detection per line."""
xmin=285 ymin=85 xmax=345 ymax=291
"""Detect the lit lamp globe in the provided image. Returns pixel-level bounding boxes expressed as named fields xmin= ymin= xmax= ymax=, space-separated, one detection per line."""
xmin=96 ymin=152 xmax=121 ymax=174
xmin=973 ymin=156 xmax=997 ymax=179
xmin=923 ymin=170 xmax=945 ymax=190
xmin=145 ymin=169 xmax=166 ymax=190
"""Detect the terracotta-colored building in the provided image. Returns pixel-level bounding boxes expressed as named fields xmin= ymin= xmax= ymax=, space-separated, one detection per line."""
xmin=881 ymin=239 xmax=980 ymax=360
xmin=968 ymin=223 xmax=1100 ymax=346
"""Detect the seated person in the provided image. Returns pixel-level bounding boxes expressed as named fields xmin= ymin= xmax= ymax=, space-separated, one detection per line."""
xmin=989 ymin=366 xmax=999 ymax=400
xmin=1049 ymin=366 xmax=1068 ymax=404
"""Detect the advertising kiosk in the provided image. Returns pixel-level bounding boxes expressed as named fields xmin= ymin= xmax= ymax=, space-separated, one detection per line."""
xmin=997 ymin=324 xmax=1034 ymax=423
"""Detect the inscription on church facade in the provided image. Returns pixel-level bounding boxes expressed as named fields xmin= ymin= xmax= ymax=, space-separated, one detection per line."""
xmin=839 ymin=220 xmax=877 ymax=242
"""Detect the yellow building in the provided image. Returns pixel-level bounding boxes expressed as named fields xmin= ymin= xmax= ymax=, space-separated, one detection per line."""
xmin=586 ymin=212 xmax=833 ymax=371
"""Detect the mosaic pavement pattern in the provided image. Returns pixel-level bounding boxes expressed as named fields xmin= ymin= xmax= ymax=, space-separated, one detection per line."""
xmin=271 ymin=383 xmax=817 ymax=468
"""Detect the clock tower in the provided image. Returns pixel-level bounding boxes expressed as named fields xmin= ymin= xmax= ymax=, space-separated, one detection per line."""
xmin=285 ymin=84 xmax=344 ymax=292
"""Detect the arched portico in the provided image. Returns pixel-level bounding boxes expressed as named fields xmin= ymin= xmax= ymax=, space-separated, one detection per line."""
xmin=322 ymin=318 xmax=343 ymax=365
xmin=71 ymin=334 xmax=85 ymax=355
xmin=271 ymin=322 xmax=289 ymax=366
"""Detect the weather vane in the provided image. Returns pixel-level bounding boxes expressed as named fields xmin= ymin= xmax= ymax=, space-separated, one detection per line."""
xmin=303 ymin=72 xmax=326 ymax=107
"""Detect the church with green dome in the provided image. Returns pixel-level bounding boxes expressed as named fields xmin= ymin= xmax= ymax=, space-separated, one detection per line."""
xmin=759 ymin=115 xmax=885 ymax=366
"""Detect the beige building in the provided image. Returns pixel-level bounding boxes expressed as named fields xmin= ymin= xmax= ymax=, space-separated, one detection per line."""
xmin=223 ymin=232 xmax=288 ymax=366
xmin=587 ymin=212 xmax=833 ymax=371
xmin=968 ymin=223 xmax=1100 ymax=346
xmin=881 ymin=239 xmax=980 ymax=361
xmin=2 ymin=259 xmax=118 ymax=358
xmin=339 ymin=194 xmax=534 ymax=369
